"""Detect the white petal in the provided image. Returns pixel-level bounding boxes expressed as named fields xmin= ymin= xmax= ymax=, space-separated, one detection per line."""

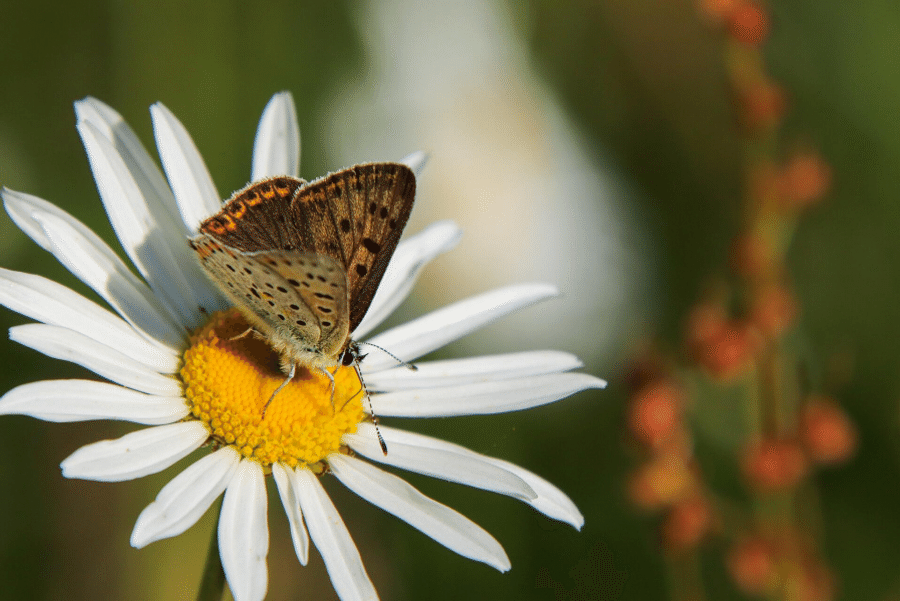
xmin=75 ymin=97 xmax=186 ymax=234
xmin=292 ymin=468 xmax=378 ymax=601
xmin=3 ymin=186 xmax=116 ymax=257
xmin=4 ymin=192 xmax=187 ymax=350
xmin=131 ymin=447 xmax=240 ymax=547
xmin=77 ymin=119 xmax=208 ymax=328
xmin=362 ymin=284 xmax=559 ymax=372
xmin=344 ymin=423 xmax=535 ymax=501
xmin=353 ymin=220 xmax=462 ymax=339
xmin=478 ymin=456 xmax=584 ymax=530
xmin=151 ymin=102 xmax=221 ymax=231
xmin=0 ymin=268 xmax=180 ymax=373
xmin=218 ymin=460 xmax=269 ymax=601
xmin=371 ymin=373 xmax=606 ymax=417
xmin=350 ymin=424 xmax=582 ymax=529
xmin=75 ymin=98 xmax=232 ymax=315
xmin=329 ymin=454 xmax=510 ymax=572
xmin=60 ymin=421 xmax=209 ymax=481
xmin=252 ymin=92 xmax=300 ymax=180
xmin=399 ymin=151 xmax=428 ymax=177
xmin=0 ymin=380 xmax=188 ymax=424
xmin=365 ymin=350 xmax=583 ymax=391
xmin=272 ymin=463 xmax=309 ymax=565
xmin=35 ymin=211 xmax=186 ymax=348
xmin=10 ymin=324 xmax=181 ymax=396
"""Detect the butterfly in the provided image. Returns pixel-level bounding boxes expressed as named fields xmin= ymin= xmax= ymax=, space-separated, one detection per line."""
xmin=189 ymin=162 xmax=416 ymax=407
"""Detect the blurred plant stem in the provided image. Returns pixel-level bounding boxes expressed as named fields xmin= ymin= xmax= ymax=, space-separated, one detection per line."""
xmin=665 ymin=549 xmax=705 ymax=601
xmin=197 ymin=500 xmax=226 ymax=601
xmin=626 ymin=2 xmax=849 ymax=600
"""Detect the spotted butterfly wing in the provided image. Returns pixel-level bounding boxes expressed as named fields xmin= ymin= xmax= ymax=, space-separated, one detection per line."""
xmin=281 ymin=163 xmax=416 ymax=331
xmin=190 ymin=239 xmax=350 ymax=362
xmin=189 ymin=163 xmax=415 ymax=368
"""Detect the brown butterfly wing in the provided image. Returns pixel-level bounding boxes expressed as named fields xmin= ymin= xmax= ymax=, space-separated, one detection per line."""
xmin=195 ymin=164 xmax=415 ymax=334
xmin=197 ymin=177 xmax=307 ymax=252
xmin=288 ymin=163 xmax=416 ymax=332
xmin=252 ymin=248 xmax=350 ymax=357
xmin=189 ymin=236 xmax=326 ymax=344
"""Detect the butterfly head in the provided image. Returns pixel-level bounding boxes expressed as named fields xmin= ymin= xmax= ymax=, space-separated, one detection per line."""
xmin=342 ymin=341 xmax=366 ymax=367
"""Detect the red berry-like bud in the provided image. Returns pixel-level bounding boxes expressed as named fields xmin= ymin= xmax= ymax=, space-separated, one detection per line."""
xmin=742 ymin=438 xmax=808 ymax=491
xmin=728 ymin=537 xmax=776 ymax=595
xmin=628 ymin=451 xmax=695 ymax=510
xmin=779 ymin=152 xmax=832 ymax=209
xmin=801 ymin=398 xmax=857 ymax=464
xmin=662 ymin=496 xmax=713 ymax=551
xmin=697 ymin=321 xmax=761 ymax=381
xmin=750 ymin=284 xmax=798 ymax=339
xmin=728 ymin=3 xmax=770 ymax=47
xmin=629 ymin=379 xmax=684 ymax=448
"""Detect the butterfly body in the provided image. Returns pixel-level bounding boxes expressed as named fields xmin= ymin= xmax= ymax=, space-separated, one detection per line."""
xmin=189 ymin=163 xmax=416 ymax=374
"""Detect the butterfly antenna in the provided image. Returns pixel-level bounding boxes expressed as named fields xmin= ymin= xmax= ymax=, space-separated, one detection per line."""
xmin=356 ymin=341 xmax=418 ymax=371
xmin=351 ymin=359 xmax=388 ymax=455
xmin=262 ymin=363 xmax=296 ymax=417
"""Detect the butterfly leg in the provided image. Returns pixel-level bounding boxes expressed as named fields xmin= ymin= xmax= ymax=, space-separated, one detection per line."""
xmin=321 ymin=366 xmax=338 ymax=411
xmin=262 ymin=363 xmax=296 ymax=417
xmin=340 ymin=383 xmax=364 ymax=410
xmin=229 ymin=326 xmax=256 ymax=341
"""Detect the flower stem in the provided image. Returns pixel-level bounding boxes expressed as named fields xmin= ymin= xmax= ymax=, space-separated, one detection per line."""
xmin=196 ymin=501 xmax=226 ymax=601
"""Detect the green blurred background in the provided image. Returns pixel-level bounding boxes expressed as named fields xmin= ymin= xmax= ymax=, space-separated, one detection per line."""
xmin=1 ymin=1 xmax=898 ymax=599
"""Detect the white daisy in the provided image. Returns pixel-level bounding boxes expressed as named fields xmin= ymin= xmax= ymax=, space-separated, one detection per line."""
xmin=0 ymin=92 xmax=607 ymax=601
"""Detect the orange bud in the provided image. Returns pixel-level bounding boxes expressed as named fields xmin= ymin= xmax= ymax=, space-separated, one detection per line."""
xmin=628 ymin=452 xmax=695 ymax=510
xmin=728 ymin=3 xmax=770 ymax=47
xmin=801 ymin=398 xmax=857 ymax=464
xmin=742 ymin=438 xmax=808 ymax=490
xmin=698 ymin=0 xmax=743 ymax=23
xmin=686 ymin=301 xmax=728 ymax=353
xmin=662 ymin=496 xmax=713 ymax=551
xmin=697 ymin=321 xmax=761 ymax=381
xmin=629 ymin=379 xmax=684 ymax=448
xmin=797 ymin=555 xmax=836 ymax=601
xmin=728 ymin=537 xmax=776 ymax=595
xmin=737 ymin=81 xmax=786 ymax=131
xmin=779 ymin=152 xmax=832 ymax=209
xmin=750 ymin=284 xmax=798 ymax=339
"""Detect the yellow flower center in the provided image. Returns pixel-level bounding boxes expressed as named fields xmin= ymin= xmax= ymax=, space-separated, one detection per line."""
xmin=181 ymin=309 xmax=365 ymax=469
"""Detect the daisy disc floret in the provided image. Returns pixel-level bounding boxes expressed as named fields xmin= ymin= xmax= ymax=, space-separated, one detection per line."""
xmin=0 ymin=92 xmax=607 ymax=601
xmin=183 ymin=308 xmax=364 ymax=469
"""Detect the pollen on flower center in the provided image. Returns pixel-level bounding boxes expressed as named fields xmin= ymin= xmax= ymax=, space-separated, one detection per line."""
xmin=181 ymin=308 xmax=365 ymax=468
